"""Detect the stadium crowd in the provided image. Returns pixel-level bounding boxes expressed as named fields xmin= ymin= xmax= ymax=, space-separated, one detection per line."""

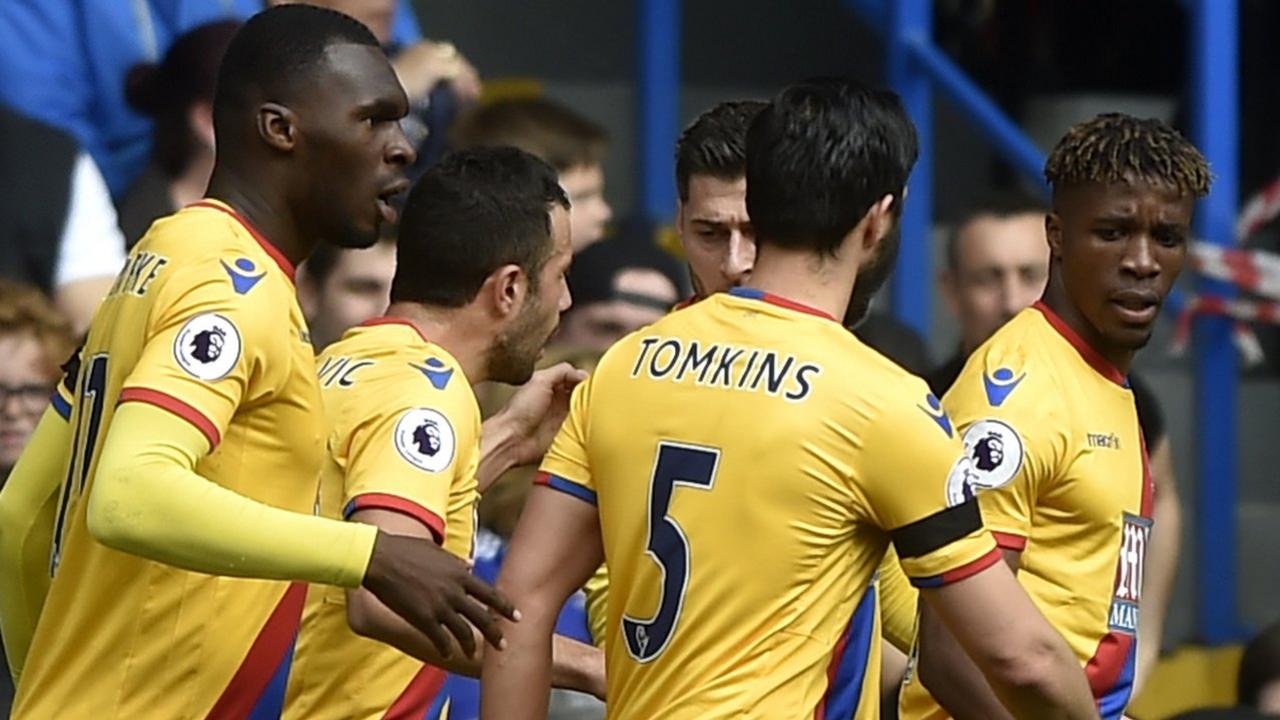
xmin=0 ymin=2 xmax=1276 ymax=720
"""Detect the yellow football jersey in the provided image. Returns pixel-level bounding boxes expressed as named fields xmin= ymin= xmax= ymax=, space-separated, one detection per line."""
xmin=899 ymin=302 xmax=1153 ymax=720
xmin=284 ymin=319 xmax=480 ymax=720
xmin=14 ymin=200 xmax=326 ymax=719
xmin=537 ymin=288 xmax=999 ymax=720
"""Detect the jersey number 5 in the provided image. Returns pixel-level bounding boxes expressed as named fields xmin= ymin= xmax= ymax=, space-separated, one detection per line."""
xmin=51 ymin=353 xmax=109 ymax=574
xmin=623 ymin=441 xmax=719 ymax=663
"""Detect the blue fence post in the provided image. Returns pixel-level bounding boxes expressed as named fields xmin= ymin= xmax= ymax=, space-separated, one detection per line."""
xmin=636 ymin=0 xmax=681 ymax=223
xmin=1189 ymin=0 xmax=1241 ymax=645
xmin=885 ymin=0 xmax=932 ymax=336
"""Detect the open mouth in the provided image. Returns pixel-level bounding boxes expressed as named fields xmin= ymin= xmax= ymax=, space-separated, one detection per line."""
xmin=1109 ymin=289 xmax=1160 ymax=325
xmin=376 ymin=181 xmax=409 ymax=225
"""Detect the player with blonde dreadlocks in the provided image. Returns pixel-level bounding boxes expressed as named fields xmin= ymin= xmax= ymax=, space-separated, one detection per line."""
xmin=897 ymin=112 xmax=1210 ymax=720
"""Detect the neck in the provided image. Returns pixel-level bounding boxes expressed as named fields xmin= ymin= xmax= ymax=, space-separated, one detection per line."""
xmin=745 ymin=243 xmax=857 ymax=321
xmin=385 ymin=301 xmax=492 ymax=383
xmin=167 ymin=152 xmax=214 ymax=210
xmin=1041 ymin=267 xmax=1135 ymax=375
xmin=206 ymin=163 xmax=314 ymax=267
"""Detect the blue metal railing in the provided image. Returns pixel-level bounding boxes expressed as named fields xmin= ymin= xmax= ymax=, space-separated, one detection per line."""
xmin=636 ymin=0 xmax=681 ymax=223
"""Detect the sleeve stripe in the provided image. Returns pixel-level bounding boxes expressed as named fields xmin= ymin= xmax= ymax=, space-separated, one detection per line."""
xmin=991 ymin=531 xmax=1028 ymax=551
xmin=118 ymin=387 xmax=221 ymax=448
xmin=534 ymin=471 xmax=597 ymax=506
xmin=343 ymin=493 xmax=446 ymax=544
xmin=909 ymin=547 xmax=1003 ymax=589
xmin=50 ymin=391 xmax=72 ymax=421
xmin=889 ymin=499 xmax=983 ymax=559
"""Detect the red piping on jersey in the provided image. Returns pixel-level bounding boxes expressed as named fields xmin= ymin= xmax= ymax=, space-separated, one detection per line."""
xmin=346 ymin=493 xmax=446 ymax=544
xmin=205 ymin=581 xmax=307 ymax=720
xmin=189 ymin=200 xmax=297 ymax=282
xmin=671 ymin=295 xmax=698 ymax=312
xmin=728 ymin=287 xmax=838 ymax=322
xmin=1031 ymin=301 xmax=1128 ymax=387
xmin=991 ymin=531 xmax=1028 ymax=552
xmin=359 ymin=316 xmax=430 ymax=343
xmin=815 ymin=616 xmax=854 ymax=720
xmin=383 ymin=664 xmax=447 ymax=720
xmin=118 ymin=387 xmax=221 ymax=448
xmin=1084 ymin=630 xmax=1134 ymax=702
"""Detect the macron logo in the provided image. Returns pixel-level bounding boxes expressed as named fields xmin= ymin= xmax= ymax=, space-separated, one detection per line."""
xmin=982 ymin=367 xmax=1025 ymax=407
xmin=220 ymin=258 xmax=266 ymax=295
xmin=414 ymin=357 xmax=454 ymax=390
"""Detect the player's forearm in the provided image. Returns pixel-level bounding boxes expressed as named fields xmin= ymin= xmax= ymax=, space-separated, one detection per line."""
xmin=0 ymin=406 xmax=72 ymax=680
xmin=1136 ymin=451 xmax=1180 ymax=693
xmin=480 ymin=602 xmax=557 ymax=720
xmin=551 ymin=633 xmax=606 ymax=699
xmin=477 ymin=413 xmax=521 ymax=493
xmin=918 ymin=605 xmax=1016 ymax=720
xmin=89 ymin=402 xmax=378 ymax=587
xmin=982 ymin=636 xmax=1099 ymax=720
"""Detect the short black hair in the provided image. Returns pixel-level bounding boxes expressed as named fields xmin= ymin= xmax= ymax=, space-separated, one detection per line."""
xmin=451 ymin=98 xmax=608 ymax=173
xmin=213 ymin=5 xmax=379 ymax=137
xmin=946 ymin=193 xmax=1047 ymax=271
xmin=746 ymin=78 xmax=918 ymax=257
xmin=1239 ymin=621 xmax=1280 ymax=708
xmin=1044 ymin=113 xmax=1211 ymax=198
xmin=391 ymin=147 xmax=570 ymax=308
xmin=675 ymin=100 xmax=768 ymax=201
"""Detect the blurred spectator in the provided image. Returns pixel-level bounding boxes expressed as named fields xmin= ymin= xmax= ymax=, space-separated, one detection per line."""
xmin=277 ymin=0 xmax=480 ymax=172
xmin=927 ymin=195 xmax=1180 ymax=696
xmin=1240 ymin=621 xmax=1280 ymax=715
xmin=556 ymin=235 xmax=681 ymax=353
xmin=851 ymin=310 xmax=933 ymax=376
xmin=0 ymin=281 xmax=75 ymax=486
xmin=453 ymin=98 xmax=613 ymax=252
xmin=118 ymin=21 xmax=241 ymax=249
xmin=0 ymin=105 xmax=127 ymax=334
xmin=296 ymin=238 xmax=396 ymax=351
xmin=0 ymin=1 xmax=423 ymax=196
xmin=0 ymin=280 xmax=75 ymax=713
xmin=927 ymin=196 xmax=1049 ymax=392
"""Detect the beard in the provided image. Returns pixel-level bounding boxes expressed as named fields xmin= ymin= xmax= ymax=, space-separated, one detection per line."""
xmin=843 ymin=225 xmax=901 ymax=327
xmin=486 ymin=296 xmax=553 ymax=385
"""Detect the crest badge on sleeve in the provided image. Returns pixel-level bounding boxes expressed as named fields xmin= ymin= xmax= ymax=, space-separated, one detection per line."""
xmin=960 ymin=418 xmax=1025 ymax=491
xmin=394 ymin=408 xmax=456 ymax=473
xmin=173 ymin=313 xmax=242 ymax=381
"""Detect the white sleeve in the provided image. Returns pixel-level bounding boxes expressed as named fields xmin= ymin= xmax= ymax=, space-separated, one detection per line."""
xmin=54 ymin=153 xmax=127 ymax=287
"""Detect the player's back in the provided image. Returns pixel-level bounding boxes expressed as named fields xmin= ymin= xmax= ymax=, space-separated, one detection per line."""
xmin=15 ymin=200 xmax=325 ymax=719
xmin=545 ymin=288 xmax=989 ymax=719
xmin=284 ymin=319 xmax=480 ymax=720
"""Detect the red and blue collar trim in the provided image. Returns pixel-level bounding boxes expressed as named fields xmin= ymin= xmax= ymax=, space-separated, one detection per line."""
xmin=728 ymin=287 xmax=838 ymax=322
xmin=189 ymin=199 xmax=296 ymax=282
xmin=1031 ymin=301 xmax=1129 ymax=387
xmin=359 ymin=316 xmax=430 ymax=343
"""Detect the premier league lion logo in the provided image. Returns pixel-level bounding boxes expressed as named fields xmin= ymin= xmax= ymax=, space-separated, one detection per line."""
xmin=413 ymin=420 xmax=442 ymax=456
xmin=972 ymin=431 xmax=1004 ymax=472
xmin=190 ymin=327 xmax=226 ymax=364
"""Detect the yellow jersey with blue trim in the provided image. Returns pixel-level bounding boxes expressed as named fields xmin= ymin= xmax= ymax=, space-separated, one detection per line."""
xmin=536 ymin=288 xmax=999 ymax=720
xmin=14 ymin=200 xmax=325 ymax=719
xmin=898 ymin=302 xmax=1153 ymax=720
xmin=284 ymin=318 xmax=480 ymax=720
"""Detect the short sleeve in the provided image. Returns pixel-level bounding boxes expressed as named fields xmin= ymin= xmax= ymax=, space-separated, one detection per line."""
xmin=942 ymin=361 xmax=1064 ymax=553
xmin=119 ymin=263 xmax=284 ymax=448
xmin=858 ymin=382 xmax=999 ymax=588
xmin=342 ymin=388 xmax=480 ymax=546
xmin=535 ymin=375 xmax=596 ymax=504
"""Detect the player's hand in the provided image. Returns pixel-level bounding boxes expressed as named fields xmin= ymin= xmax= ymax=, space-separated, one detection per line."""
xmin=361 ymin=530 xmax=518 ymax=658
xmin=493 ymin=362 xmax=588 ymax=469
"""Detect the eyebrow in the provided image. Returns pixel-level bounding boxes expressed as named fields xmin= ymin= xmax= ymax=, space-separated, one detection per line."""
xmin=357 ymin=96 xmax=406 ymax=118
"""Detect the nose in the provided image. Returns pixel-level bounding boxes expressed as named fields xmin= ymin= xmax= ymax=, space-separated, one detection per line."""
xmin=598 ymin=196 xmax=614 ymax=225
xmin=387 ymin=122 xmax=417 ymax=168
xmin=999 ymin=272 xmax=1034 ymax=317
xmin=1122 ymin=235 xmax=1160 ymax=279
xmin=724 ymin=232 xmax=756 ymax=282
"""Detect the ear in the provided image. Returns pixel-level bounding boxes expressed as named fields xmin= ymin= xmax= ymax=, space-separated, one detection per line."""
xmin=484 ymin=264 xmax=526 ymax=319
xmin=188 ymin=100 xmax=216 ymax=149
xmin=256 ymin=102 xmax=297 ymax=153
xmin=861 ymin=193 xmax=897 ymax=252
xmin=1045 ymin=212 xmax=1064 ymax=260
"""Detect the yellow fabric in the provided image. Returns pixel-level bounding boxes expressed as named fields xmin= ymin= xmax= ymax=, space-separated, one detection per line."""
xmin=285 ymin=322 xmax=481 ymax=720
xmin=899 ymin=306 xmax=1152 ymax=720
xmin=14 ymin=201 xmax=374 ymax=720
xmin=583 ymin=562 xmax=609 ymax=648
xmin=538 ymin=292 xmax=995 ymax=720
xmin=0 ymin=405 xmax=71 ymax=681
xmin=877 ymin=546 xmax=919 ymax=654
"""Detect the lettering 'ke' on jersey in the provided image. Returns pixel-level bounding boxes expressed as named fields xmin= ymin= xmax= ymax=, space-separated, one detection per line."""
xmin=283 ymin=319 xmax=480 ymax=720
xmin=15 ymin=200 xmax=326 ymax=719
xmin=899 ymin=302 xmax=1153 ymax=720
xmin=537 ymin=288 xmax=999 ymax=720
